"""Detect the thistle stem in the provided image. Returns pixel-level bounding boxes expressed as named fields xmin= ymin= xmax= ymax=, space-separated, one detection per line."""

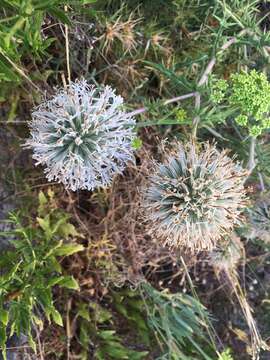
xmin=64 ymin=5 xmax=71 ymax=84
xmin=258 ymin=172 xmax=266 ymax=192
xmin=126 ymin=92 xmax=197 ymax=117
xmin=248 ymin=136 xmax=256 ymax=172
xmin=191 ymin=92 xmax=201 ymax=140
xmin=163 ymin=92 xmax=197 ymax=105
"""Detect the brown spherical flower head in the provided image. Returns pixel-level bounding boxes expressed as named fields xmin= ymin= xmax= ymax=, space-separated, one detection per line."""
xmin=143 ymin=142 xmax=248 ymax=252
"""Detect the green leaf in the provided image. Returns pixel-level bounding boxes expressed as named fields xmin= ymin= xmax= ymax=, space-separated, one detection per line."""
xmin=28 ymin=333 xmax=37 ymax=353
xmin=144 ymin=60 xmax=194 ymax=91
xmin=1 ymin=261 xmax=21 ymax=285
xmin=48 ymin=7 xmax=71 ymax=25
xmin=35 ymin=288 xmax=53 ymax=316
xmin=98 ymin=330 xmax=116 ymax=340
xmin=58 ymin=222 xmax=82 ymax=238
xmin=114 ymin=301 xmax=128 ymax=318
xmin=71 ymin=0 xmax=97 ymax=3
xmin=0 ymin=56 xmax=20 ymax=82
xmin=54 ymin=243 xmax=84 ymax=256
xmin=78 ymin=304 xmax=90 ymax=321
xmin=51 ymin=308 xmax=63 ymax=326
xmin=90 ymin=303 xmax=112 ymax=324
xmin=38 ymin=191 xmax=47 ymax=207
xmin=48 ymin=256 xmax=62 ymax=273
xmin=32 ymin=315 xmax=43 ymax=330
xmin=51 ymin=216 xmax=70 ymax=236
xmin=37 ymin=216 xmax=52 ymax=239
xmin=47 ymin=276 xmax=65 ymax=287
xmin=218 ymin=349 xmax=234 ymax=360
xmin=129 ymin=351 xmax=148 ymax=360
xmin=0 ymin=325 xmax=7 ymax=360
xmin=82 ymin=0 xmax=96 ymax=3
xmin=0 ymin=310 xmax=8 ymax=327
xmin=58 ymin=276 xmax=80 ymax=290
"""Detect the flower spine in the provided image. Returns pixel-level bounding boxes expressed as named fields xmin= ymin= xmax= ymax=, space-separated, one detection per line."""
xmin=247 ymin=194 xmax=270 ymax=243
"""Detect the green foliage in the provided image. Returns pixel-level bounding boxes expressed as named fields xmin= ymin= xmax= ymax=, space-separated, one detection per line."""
xmin=77 ymin=295 xmax=150 ymax=359
xmin=140 ymin=282 xmax=216 ymax=360
xmin=218 ymin=349 xmax=234 ymax=360
xmin=131 ymin=137 xmax=143 ymax=150
xmin=0 ymin=0 xmax=94 ymax=108
xmin=133 ymin=0 xmax=270 ymax=142
xmin=0 ymin=0 xmax=67 ymax=82
xmin=210 ymin=79 xmax=228 ymax=104
xmin=0 ymin=191 xmax=84 ymax=359
xmin=94 ymin=330 xmax=148 ymax=360
xmin=112 ymin=288 xmax=152 ymax=346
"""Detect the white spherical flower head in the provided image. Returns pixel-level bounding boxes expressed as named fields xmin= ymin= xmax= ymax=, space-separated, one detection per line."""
xmin=25 ymin=81 xmax=136 ymax=191
xmin=144 ymin=142 xmax=248 ymax=252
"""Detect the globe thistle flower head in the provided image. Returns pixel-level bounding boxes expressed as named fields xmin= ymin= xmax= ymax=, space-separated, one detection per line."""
xmin=247 ymin=195 xmax=270 ymax=243
xmin=144 ymin=142 xmax=248 ymax=252
xmin=25 ymin=80 xmax=136 ymax=191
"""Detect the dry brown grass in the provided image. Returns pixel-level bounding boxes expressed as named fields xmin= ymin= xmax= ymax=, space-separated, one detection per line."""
xmin=51 ymin=130 xmax=196 ymax=293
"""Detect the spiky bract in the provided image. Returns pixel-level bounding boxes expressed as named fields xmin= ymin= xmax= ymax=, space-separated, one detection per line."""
xmin=26 ymin=80 xmax=135 ymax=191
xmin=247 ymin=195 xmax=270 ymax=243
xmin=144 ymin=142 xmax=247 ymax=252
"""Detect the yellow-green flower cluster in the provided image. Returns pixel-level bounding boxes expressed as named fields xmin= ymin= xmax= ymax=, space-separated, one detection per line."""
xmin=235 ymin=114 xmax=248 ymax=126
xmin=211 ymin=71 xmax=270 ymax=137
xmin=176 ymin=108 xmax=187 ymax=124
xmin=229 ymin=70 xmax=270 ymax=136
xmin=210 ymin=79 xmax=228 ymax=104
